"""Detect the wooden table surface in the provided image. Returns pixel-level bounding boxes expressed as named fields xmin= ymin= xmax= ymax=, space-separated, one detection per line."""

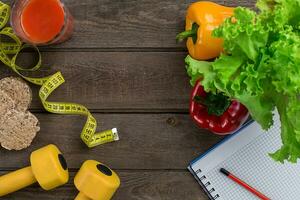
xmin=0 ymin=0 xmax=255 ymax=199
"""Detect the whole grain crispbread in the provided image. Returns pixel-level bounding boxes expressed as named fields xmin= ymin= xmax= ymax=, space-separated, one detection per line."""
xmin=0 ymin=90 xmax=15 ymax=117
xmin=0 ymin=110 xmax=40 ymax=150
xmin=0 ymin=77 xmax=32 ymax=112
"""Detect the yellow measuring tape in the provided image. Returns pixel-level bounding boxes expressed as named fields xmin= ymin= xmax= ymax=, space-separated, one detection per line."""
xmin=0 ymin=2 xmax=119 ymax=148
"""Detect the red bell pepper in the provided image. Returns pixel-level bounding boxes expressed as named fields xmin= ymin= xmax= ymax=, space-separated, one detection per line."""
xmin=190 ymin=80 xmax=249 ymax=135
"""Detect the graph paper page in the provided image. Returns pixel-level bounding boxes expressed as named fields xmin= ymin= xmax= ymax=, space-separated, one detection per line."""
xmin=190 ymin=113 xmax=300 ymax=200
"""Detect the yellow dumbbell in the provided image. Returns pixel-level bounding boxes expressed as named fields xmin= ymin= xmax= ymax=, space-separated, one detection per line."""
xmin=0 ymin=144 xmax=69 ymax=197
xmin=74 ymin=160 xmax=120 ymax=200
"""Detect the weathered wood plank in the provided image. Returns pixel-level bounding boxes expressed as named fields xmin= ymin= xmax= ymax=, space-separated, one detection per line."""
xmin=0 ymin=52 xmax=191 ymax=111
xmin=0 ymin=113 xmax=222 ymax=169
xmin=0 ymin=170 xmax=207 ymax=200
xmin=3 ymin=0 xmax=256 ymax=49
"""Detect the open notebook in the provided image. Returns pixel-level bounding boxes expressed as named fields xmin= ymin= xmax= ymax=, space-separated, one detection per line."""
xmin=188 ymin=113 xmax=300 ymax=200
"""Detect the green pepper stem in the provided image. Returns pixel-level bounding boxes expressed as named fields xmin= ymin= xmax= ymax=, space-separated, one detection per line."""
xmin=194 ymin=93 xmax=231 ymax=116
xmin=176 ymin=30 xmax=197 ymax=42
xmin=176 ymin=23 xmax=199 ymax=43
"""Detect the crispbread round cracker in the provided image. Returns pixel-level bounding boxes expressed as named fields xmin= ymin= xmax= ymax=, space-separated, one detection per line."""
xmin=0 ymin=110 xmax=40 ymax=150
xmin=0 ymin=77 xmax=32 ymax=112
xmin=0 ymin=90 xmax=15 ymax=117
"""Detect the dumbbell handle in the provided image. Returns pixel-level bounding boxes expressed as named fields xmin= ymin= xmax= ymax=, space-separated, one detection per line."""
xmin=0 ymin=166 xmax=37 ymax=197
xmin=75 ymin=192 xmax=92 ymax=200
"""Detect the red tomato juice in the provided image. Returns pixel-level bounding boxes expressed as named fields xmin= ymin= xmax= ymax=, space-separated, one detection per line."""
xmin=21 ymin=0 xmax=65 ymax=43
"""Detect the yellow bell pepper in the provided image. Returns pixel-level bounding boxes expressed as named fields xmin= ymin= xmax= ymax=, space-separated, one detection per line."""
xmin=177 ymin=1 xmax=234 ymax=60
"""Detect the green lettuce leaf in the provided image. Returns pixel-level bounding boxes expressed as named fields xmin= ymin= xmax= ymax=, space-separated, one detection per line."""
xmin=185 ymin=0 xmax=300 ymax=163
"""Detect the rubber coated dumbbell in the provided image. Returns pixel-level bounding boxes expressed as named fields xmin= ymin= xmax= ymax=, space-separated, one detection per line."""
xmin=0 ymin=144 xmax=69 ymax=197
xmin=74 ymin=160 xmax=120 ymax=200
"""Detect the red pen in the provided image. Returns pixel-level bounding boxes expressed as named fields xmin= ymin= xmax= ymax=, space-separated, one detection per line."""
xmin=220 ymin=168 xmax=270 ymax=200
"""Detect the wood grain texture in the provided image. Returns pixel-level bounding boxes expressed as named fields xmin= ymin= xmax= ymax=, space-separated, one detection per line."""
xmin=3 ymin=0 xmax=255 ymax=49
xmin=0 ymin=113 xmax=222 ymax=169
xmin=0 ymin=52 xmax=191 ymax=111
xmin=0 ymin=170 xmax=206 ymax=200
xmin=0 ymin=0 xmax=258 ymax=199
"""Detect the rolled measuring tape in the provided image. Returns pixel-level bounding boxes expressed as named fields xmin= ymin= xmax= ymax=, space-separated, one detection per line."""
xmin=0 ymin=2 xmax=119 ymax=148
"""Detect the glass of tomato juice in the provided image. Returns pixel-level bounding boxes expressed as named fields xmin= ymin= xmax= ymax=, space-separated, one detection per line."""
xmin=10 ymin=0 xmax=74 ymax=45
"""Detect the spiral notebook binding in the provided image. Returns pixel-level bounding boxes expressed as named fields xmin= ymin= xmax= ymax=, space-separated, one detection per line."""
xmin=194 ymin=168 xmax=220 ymax=200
